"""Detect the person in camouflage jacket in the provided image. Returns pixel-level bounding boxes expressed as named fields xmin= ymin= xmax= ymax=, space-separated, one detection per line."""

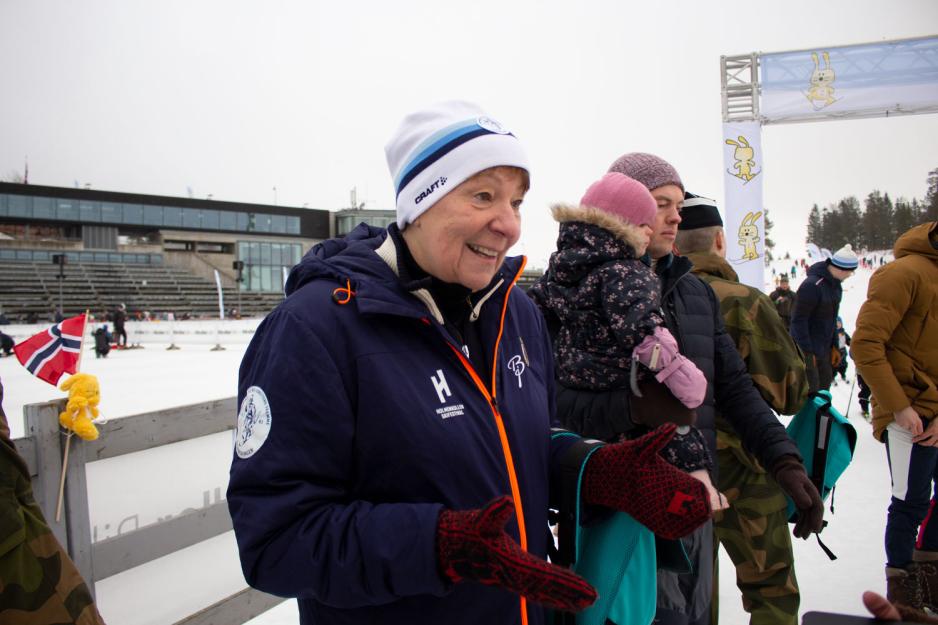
xmin=0 ymin=377 xmax=106 ymax=625
xmin=676 ymin=193 xmax=809 ymax=625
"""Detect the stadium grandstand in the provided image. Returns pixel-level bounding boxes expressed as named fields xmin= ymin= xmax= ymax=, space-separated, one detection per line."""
xmin=0 ymin=181 xmax=330 ymax=321
xmin=0 ymin=183 xmax=543 ymax=323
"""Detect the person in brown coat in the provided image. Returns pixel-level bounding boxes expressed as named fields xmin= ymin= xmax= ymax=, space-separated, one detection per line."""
xmin=852 ymin=221 xmax=938 ymax=613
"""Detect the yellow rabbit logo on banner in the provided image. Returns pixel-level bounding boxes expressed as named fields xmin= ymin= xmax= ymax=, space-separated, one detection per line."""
xmin=805 ymin=51 xmax=838 ymax=109
xmin=737 ymin=211 xmax=762 ymax=261
xmin=725 ymin=136 xmax=760 ymax=183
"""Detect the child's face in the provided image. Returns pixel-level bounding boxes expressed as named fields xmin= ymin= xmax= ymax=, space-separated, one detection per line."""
xmin=637 ymin=224 xmax=653 ymax=255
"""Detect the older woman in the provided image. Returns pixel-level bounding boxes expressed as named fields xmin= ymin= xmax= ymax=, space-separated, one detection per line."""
xmin=227 ymin=102 xmax=712 ymax=625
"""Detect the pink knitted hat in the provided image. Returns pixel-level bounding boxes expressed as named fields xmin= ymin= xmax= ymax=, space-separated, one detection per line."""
xmin=580 ymin=172 xmax=657 ymax=227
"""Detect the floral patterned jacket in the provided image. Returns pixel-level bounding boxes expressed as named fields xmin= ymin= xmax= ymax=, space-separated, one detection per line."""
xmin=529 ymin=203 xmax=663 ymax=391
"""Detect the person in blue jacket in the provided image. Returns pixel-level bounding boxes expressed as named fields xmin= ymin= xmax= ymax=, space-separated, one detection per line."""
xmin=790 ymin=244 xmax=858 ymax=393
xmin=227 ymin=101 xmax=714 ymax=625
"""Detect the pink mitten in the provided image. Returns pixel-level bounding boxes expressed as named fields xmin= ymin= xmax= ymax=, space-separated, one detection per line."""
xmin=632 ymin=327 xmax=707 ymax=409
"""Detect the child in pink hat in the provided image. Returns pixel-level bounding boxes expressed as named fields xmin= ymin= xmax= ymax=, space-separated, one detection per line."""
xmin=530 ymin=172 xmax=725 ymax=512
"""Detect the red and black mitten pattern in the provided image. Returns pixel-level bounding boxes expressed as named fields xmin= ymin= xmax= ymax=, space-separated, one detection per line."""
xmin=582 ymin=423 xmax=712 ymax=539
xmin=437 ymin=496 xmax=597 ymax=612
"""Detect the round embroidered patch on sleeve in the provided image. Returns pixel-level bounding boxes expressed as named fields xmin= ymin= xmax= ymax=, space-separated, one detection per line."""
xmin=236 ymin=386 xmax=272 ymax=459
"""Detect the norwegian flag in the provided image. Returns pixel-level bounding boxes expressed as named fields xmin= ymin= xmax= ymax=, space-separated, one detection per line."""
xmin=14 ymin=313 xmax=87 ymax=386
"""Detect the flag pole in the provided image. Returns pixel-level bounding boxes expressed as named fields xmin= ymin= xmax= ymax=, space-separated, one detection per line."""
xmin=55 ymin=310 xmax=89 ymax=522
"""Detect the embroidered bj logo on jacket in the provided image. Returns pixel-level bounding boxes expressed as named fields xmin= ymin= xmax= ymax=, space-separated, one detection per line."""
xmin=431 ymin=369 xmax=465 ymax=419
xmin=507 ymin=355 xmax=525 ymax=388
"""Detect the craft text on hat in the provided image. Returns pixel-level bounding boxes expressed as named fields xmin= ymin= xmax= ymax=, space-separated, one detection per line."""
xmin=385 ymin=101 xmax=529 ymax=229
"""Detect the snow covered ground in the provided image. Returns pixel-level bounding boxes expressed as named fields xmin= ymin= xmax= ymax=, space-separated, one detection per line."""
xmin=0 ymin=258 xmax=897 ymax=624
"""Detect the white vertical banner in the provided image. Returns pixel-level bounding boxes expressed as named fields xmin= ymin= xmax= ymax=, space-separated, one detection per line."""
xmin=213 ymin=269 xmax=226 ymax=320
xmin=722 ymin=121 xmax=766 ymax=291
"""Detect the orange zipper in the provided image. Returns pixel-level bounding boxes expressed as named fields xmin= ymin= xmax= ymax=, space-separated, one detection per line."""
xmin=445 ymin=258 xmax=530 ymax=624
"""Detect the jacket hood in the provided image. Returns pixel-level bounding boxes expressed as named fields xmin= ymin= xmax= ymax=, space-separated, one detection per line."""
xmin=547 ymin=203 xmax=648 ymax=285
xmin=685 ymin=252 xmax=739 ymax=283
xmin=552 ymin=203 xmax=648 ymax=252
xmin=806 ymin=260 xmax=832 ymax=281
xmin=895 ymin=221 xmax=938 ymax=261
xmin=285 ymin=222 xmax=389 ymax=296
xmin=284 ymin=223 xmax=526 ymax=317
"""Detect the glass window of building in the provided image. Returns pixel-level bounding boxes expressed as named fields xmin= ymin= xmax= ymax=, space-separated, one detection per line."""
xmin=15 ymin=249 xmax=31 ymax=261
xmin=202 ymin=209 xmax=219 ymax=230
xmin=8 ymin=195 xmax=29 ymax=217
xmin=182 ymin=208 xmax=200 ymax=229
xmin=79 ymin=201 xmax=101 ymax=222
xmin=254 ymin=213 xmax=271 ymax=233
xmin=271 ymin=214 xmax=286 ymax=234
xmin=219 ymin=210 xmax=237 ymax=231
xmin=163 ymin=206 xmax=181 ymax=227
xmin=56 ymin=200 xmax=78 ymax=221
xmin=287 ymin=216 xmax=300 ymax=234
xmin=101 ymin=202 xmax=121 ymax=223
xmin=237 ymin=212 xmax=249 ymax=231
xmin=0 ymin=249 xmax=14 ymax=260
xmin=123 ymin=203 xmax=143 ymax=224
xmin=260 ymin=243 xmax=272 ymax=264
xmin=143 ymin=205 xmax=163 ymax=226
xmin=33 ymin=197 xmax=54 ymax=220
xmin=33 ymin=250 xmax=50 ymax=262
xmin=109 ymin=253 xmax=122 ymax=263
xmin=0 ymin=194 xmax=7 ymax=216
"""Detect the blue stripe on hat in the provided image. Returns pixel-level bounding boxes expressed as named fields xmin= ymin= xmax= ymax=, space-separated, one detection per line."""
xmin=395 ymin=123 xmax=502 ymax=198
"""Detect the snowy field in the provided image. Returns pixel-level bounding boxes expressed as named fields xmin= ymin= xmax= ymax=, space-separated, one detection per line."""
xmin=0 ymin=259 xmax=896 ymax=624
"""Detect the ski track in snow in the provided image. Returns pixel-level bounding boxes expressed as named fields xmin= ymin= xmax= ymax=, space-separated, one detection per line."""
xmin=0 ymin=257 xmax=894 ymax=624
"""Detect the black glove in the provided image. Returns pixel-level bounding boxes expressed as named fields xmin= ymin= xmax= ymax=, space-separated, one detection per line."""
xmin=772 ymin=456 xmax=824 ymax=539
xmin=437 ymin=496 xmax=597 ymax=612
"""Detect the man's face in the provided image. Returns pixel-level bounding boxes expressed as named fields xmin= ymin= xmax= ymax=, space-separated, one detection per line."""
xmin=828 ymin=266 xmax=855 ymax=282
xmin=647 ymin=184 xmax=684 ymax=259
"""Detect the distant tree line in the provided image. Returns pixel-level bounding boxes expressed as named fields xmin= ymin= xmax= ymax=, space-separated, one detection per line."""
xmin=805 ymin=167 xmax=938 ymax=251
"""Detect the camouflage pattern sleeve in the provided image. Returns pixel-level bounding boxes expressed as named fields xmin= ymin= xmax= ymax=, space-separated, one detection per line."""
xmin=0 ymin=378 xmax=107 ymax=624
xmin=708 ymin=281 xmax=808 ymax=415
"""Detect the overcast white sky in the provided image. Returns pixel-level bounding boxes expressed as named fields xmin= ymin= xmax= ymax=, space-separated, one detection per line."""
xmin=2 ymin=0 xmax=937 ymax=268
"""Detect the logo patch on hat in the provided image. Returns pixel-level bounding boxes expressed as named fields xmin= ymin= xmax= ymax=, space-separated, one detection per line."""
xmin=236 ymin=386 xmax=272 ymax=459
xmin=477 ymin=116 xmax=509 ymax=134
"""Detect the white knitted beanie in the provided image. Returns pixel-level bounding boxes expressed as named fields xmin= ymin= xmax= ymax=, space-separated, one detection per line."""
xmin=385 ymin=101 xmax=529 ymax=229
xmin=830 ymin=244 xmax=859 ymax=270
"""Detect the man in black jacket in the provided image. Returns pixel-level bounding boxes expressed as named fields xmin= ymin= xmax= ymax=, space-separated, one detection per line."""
xmin=543 ymin=153 xmax=823 ymax=625
xmin=790 ymin=245 xmax=857 ymax=393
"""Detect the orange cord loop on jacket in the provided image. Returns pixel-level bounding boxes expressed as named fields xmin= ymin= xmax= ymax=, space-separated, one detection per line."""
xmin=331 ymin=279 xmax=356 ymax=305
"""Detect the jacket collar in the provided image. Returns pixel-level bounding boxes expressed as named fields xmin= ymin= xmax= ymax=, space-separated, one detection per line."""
xmin=655 ymin=252 xmax=693 ymax=297
xmin=685 ymin=251 xmax=739 ymax=283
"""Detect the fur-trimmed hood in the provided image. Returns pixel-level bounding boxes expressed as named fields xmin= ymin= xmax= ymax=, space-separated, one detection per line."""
xmin=551 ymin=203 xmax=649 ymax=254
xmin=544 ymin=203 xmax=650 ymax=286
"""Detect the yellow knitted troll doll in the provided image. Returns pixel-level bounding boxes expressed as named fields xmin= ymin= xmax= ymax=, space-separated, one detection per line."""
xmin=59 ymin=373 xmax=100 ymax=440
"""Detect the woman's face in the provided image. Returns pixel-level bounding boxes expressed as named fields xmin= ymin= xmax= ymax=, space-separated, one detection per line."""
xmin=402 ymin=167 xmax=526 ymax=291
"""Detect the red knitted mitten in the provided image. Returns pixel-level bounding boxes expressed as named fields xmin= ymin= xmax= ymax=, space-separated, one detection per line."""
xmin=582 ymin=423 xmax=712 ymax=539
xmin=437 ymin=496 xmax=596 ymax=612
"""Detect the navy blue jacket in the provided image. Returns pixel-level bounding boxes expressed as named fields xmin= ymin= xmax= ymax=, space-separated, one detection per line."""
xmin=790 ymin=261 xmax=842 ymax=357
xmin=228 ymin=225 xmax=574 ymax=625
